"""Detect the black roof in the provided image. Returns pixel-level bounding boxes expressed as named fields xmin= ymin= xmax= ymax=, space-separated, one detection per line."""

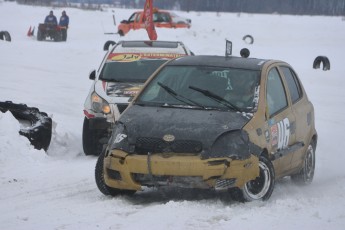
xmin=120 ymin=40 xmax=181 ymax=49
xmin=168 ymin=55 xmax=269 ymax=70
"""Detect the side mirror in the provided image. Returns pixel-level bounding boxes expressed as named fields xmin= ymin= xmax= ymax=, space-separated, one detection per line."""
xmin=89 ymin=70 xmax=96 ymax=80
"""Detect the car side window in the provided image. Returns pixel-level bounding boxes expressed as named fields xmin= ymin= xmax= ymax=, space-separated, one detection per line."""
xmin=153 ymin=13 xmax=160 ymax=22
xmin=280 ymin=66 xmax=302 ymax=103
xmin=266 ymin=67 xmax=288 ymax=117
xmin=153 ymin=13 xmax=170 ymax=22
xmin=128 ymin=13 xmax=136 ymax=22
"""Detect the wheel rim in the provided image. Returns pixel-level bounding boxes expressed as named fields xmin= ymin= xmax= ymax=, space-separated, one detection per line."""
xmin=243 ymin=161 xmax=271 ymax=200
xmin=304 ymin=145 xmax=315 ymax=182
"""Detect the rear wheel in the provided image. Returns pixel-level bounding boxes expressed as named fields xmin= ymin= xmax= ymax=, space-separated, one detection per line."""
xmin=241 ymin=156 xmax=275 ymax=201
xmin=291 ymin=142 xmax=315 ymax=184
xmin=37 ymin=30 xmax=43 ymax=41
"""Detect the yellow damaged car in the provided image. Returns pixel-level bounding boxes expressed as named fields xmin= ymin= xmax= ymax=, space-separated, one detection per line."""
xmin=95 ymin=55 xmax=317 ymax=201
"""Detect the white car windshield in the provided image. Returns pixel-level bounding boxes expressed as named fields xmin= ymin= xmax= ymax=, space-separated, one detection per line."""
xmin=99 ymin=59 xmax=167 ymax=83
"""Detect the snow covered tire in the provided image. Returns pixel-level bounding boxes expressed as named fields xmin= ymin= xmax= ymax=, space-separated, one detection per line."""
xmin=95 ymin=147 xmax=136 ymax=196
xmin=291 ymin=141 xmax=316 ymax=184
xmin=0 ymin=101 xmax=52 ymax=151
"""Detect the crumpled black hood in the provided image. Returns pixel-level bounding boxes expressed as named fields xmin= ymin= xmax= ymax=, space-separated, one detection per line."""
xmin=117 ymin=105 xmax=250 ymax=157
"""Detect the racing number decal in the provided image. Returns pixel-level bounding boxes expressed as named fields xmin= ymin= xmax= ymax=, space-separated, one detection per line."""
xmin=270 ymin=118 xmax=290 ymax=149
xmin=115 ymin=133 xmax=127 ymax=143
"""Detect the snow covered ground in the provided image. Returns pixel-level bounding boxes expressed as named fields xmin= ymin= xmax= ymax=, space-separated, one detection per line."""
xmin=1 ymin=2 xmax=345 ymax=229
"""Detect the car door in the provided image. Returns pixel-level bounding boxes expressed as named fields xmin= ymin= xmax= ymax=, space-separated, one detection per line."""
xmin=265 ymin=66 xmax=296 ymax=176
xmin=133 ymin=12 xmax=145 ymax=30
xmin=279 ymin=66 xmax=311 ymax=170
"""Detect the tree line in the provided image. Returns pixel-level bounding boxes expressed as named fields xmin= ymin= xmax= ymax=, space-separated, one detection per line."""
xmin=157 ymin=0 xmax=345 ymax=16
xmin=15 ymin=0 xmax=345 ymax=16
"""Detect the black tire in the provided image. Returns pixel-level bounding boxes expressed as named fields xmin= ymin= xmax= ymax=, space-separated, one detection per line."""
xmin=61 ymin=29 xmax=67 ymax=41
xmin=1 ymin=31 xmax=11 ymax=42
xmin=242 ymin=35 xmax=254 ymax=44
xmin=103 ymin=40 xmax=116 ymax=51
xmin=82 ymin=117 xmax=105 ymax=156
xmin=4 ymin=31 xmax=11 ymax=42
xmin=54 ymin=31 xmax=62 ymax=42
xmin=95 ymin=147 xmax=136 ymax=196
xmin=37 ymin=30 xmax=43 ymax=41
xmin=313 ymin=56 xmax=330 ymax=71
xmin=241 ymin=156 xmax=275 ymax=201
xmin=228 ymin=187 xmax=245 ymax=202
xmin=95 ymin=148 xmax=121 ymax=196
xmin=240 ymin=48 xmax=250 ymax=58
xmin=0 ymin=31 xmax=11 ymax=42
xmin=291 ymin=141 xmax=316 ymax=184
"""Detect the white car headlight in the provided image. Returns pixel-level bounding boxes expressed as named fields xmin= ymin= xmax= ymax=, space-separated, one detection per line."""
xmin=91 ymin=92 xmax=111 ymax=114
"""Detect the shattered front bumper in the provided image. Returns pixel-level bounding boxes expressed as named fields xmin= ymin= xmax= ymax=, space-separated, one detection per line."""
xmin=103 ymin=150 xmax=259 ymax=191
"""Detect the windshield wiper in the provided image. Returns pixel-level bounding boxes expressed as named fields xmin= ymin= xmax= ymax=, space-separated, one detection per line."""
xmin=135 ymin=101 xmax=163 ymax=107
xmin=157 ymin=82 xmax=205 ymax=109
xmin=188 ymin=85 xmax=243 ymax=112
xmin=98 ymin=77 xmax=123 ymax=82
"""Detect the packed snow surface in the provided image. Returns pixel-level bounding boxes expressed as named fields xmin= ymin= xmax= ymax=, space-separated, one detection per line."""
xmin=1 ymin=2 xmax=345 ymax=230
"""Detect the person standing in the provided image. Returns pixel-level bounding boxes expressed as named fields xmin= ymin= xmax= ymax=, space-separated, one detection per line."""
xmin=45 ymin=10 xmax=58 ymax=25
xmin=59 ymin=10 xmax=69 ymax=41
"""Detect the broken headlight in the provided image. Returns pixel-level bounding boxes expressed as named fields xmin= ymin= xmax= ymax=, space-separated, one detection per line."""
xmin=210 ymin=130 xmax=251 ymax=160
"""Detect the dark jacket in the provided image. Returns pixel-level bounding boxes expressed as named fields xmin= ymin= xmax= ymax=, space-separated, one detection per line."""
xmin=45 ymin=15 xmax=58 ymax=25
xmin=59 ymin=15 xmax=69 ymax=28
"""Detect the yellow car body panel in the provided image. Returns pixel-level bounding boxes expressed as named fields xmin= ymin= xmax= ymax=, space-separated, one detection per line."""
xmin=104 ymin=150 xmax=259 ymax=191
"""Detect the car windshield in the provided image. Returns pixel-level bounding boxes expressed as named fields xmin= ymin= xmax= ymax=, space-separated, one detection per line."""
xmin=136 ymin=65 xmax=260 ymax=112
xmin=99 ymin=59 xmax=167 ymax=83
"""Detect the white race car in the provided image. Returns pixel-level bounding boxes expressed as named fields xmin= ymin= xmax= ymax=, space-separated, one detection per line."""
xmin=83 ymin=40 xmax=193 ymax=155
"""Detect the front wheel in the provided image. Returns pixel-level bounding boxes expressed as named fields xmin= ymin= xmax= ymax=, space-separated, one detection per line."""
xmin=95 ymin=147 xmax=136 ymax=196
xmin=291 ymin=142 xmax=315 ymax=184
xmin=241 ymin=156 xmax=275 ymax=201
xmin=54 ymin=31 xmax=62 ymax=42
xmin=82 ymin=117 xmax=105 ymax=156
